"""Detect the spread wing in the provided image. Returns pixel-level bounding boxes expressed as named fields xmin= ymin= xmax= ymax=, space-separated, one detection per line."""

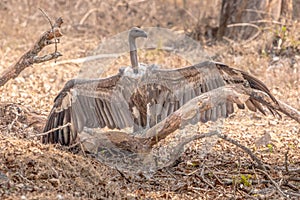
xmin=43 ymin=61 xmax=280 ymax=145
xmin=131 ymin=61 xmax=232 ymax=130
xmin=131 ymin=61 xmax=280 ymax=129
xmin=43 ymin=73 xmax=136 ymax=145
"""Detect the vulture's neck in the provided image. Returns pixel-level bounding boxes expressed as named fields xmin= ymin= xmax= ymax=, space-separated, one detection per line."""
xmin=129 ymin=36 xmax=139 ymax=74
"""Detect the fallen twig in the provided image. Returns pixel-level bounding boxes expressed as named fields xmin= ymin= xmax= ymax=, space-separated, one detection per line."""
xmin=257 ymin=168 xmax=289 ymax=199
xmin=199 ymin=166 xmax=215 ymax=189
xmin=32 ymin=123 xmax=71 ymax=137
xmin=285 ymin=150 xmax=289 ymax=173
xmin=216 ymin=132 xmax=267 ymax=171
xmin=283 ymin=182 xmax=299 ymax=192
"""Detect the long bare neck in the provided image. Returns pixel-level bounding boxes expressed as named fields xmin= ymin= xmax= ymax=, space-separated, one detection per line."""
xmin=130 ymin=50 xmax=138 ymax=73
xmin=129 ymin=36 xmax=138 ymax=73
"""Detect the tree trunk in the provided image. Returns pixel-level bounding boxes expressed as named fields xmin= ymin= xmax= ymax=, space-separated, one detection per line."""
xmin=281 ymin=0 xmax=293 ymax=20
xmin=217 ymin=0 xmax=271 ymax=41
xmin=217 ymin=0 xmax=295 ymax=41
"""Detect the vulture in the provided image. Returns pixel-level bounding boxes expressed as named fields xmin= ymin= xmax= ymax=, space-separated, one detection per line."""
xmin=42 ymin=27 xmax=281 ymax=146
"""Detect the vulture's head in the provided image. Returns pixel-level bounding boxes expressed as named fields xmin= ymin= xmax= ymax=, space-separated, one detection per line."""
xmin=129 ymin=27 xmax=148 ymax=39
xmin=128 ymin=27 xmax=147 ymax=52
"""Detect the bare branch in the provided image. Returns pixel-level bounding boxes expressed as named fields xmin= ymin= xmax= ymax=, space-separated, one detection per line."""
xmin=0 ymin=17 xmax=63 ymax=87
xmin=39 ymin=8 xmax=53 ymax=28
xmin=33 ymin=52 xmax=62 ymax=63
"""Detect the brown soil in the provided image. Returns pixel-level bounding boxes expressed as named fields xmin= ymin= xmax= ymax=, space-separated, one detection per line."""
xmin=0 ymin=1 xmax=299 ymax=199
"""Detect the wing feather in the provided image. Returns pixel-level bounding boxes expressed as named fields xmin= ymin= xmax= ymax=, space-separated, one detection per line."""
xmin=57 ymin=111 xmax=65 ymax=144
xmin=63 ymin=108 xmax=71 ymax=144
xmin=43 ymin=61 xmax=281 ymax=146
xmin=43 ymin=74 xmax=126 ymax=144
xmin=211 ymin=107 xmax=218 ymax=121
xmin=94 ymin=99 xmax=106 ymax=127
xmin=220 ymin=103 xmax=227 ymax=117
xmin=102 ymin=101 xmax=114 ymax=128
xmin=245 ymin=99 xmax=257 ymax=112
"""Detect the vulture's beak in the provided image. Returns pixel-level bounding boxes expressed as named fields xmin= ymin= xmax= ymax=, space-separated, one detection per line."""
xmin=141 ymin=31 xmax=148 ymax=38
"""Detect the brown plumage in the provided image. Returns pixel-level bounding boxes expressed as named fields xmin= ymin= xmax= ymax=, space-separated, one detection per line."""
xmin=42 ymin=61 xmax=280 ymax=145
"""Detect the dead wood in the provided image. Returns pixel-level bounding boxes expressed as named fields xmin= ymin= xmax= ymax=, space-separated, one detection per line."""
xmin=242 ymin=86 xmax=300 ymax=123
xmin=0 ymin=17 xmax=63 ymax=87
xmin=69 ymin=83 xmax=300 ymax=173
xmin=79 ymin=84 xmax=300 ymax=156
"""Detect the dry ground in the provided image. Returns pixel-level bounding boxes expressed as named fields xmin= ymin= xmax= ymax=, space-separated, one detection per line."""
xmin=0 ymin=1 xmax=299 ymax=199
